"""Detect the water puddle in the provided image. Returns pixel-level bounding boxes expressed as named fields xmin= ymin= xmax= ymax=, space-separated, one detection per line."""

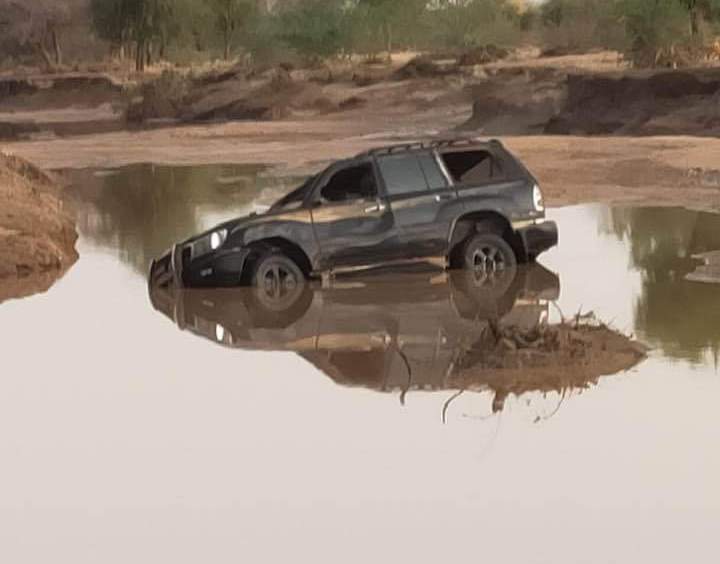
xmin=1 ymin=163 xmax=719 ymax=562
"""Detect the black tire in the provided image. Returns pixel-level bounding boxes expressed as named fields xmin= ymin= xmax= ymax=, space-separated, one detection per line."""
xmin=461 ymin=232 xmax=518 ymax=278
xmin=251 ymin=249 xmax=305 ymax=294
xmin=247 ymin=249 xmax=310 ymax=327
xmin=449 ymin=268 xmax=521 ymax=320
xmin=245 ymin=283 xmax=313 ymax=329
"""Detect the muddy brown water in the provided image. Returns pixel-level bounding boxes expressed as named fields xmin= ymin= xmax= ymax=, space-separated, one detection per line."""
xmin=1 ymin=163 xmax=720 ymax=563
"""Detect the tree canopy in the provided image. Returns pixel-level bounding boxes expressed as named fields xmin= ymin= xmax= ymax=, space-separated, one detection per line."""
xmin=6 ymin=0 xmax=720 ymax=70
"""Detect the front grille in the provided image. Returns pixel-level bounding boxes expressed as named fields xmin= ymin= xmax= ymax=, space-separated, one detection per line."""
xmin=190 ymin=238 xmax=212 ymax=260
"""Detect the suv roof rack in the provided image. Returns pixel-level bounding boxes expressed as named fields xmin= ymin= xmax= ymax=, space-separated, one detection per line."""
xmin=358 ymin=136 xmax=502 ymax=158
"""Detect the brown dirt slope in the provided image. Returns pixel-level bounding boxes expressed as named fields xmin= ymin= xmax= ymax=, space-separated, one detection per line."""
xmin=464 ymin=66 xmax=720 ymax=137
xmin=546 ymin=68 xmax=720 ymax=136
xmin=0 ymin=153 xmax=78 ymax=302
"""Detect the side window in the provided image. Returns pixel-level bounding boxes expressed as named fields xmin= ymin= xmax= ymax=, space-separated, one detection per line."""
xmin=377 ymin=152 xmax=448 ymax=197
xmin=441 ymin=150 xmax=503 ymax=184
xmin=418 ymin=153 xmax=448 ymax=189
xmin=320 ymin=163 xmax=377 ymax=203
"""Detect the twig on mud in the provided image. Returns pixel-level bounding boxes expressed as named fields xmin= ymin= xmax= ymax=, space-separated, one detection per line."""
xmin=396 ymin=345 xmax=413 ymax=406
xmin=533 ymin=388 xmax=567 ymax=424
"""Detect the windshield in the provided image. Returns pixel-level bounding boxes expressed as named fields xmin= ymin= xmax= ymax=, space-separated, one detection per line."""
xmin=271 ymin=175 xmax=316 ymax=210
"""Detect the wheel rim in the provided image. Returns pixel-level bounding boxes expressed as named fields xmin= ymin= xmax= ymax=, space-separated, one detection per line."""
xmin=470 ymin=244 xmax=507 ymax=274
xmin=258 ymin=261 xmax=299 ymax=303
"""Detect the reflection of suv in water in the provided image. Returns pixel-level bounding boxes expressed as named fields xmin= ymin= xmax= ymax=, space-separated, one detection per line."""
xmin=149 ymin=265 xmax=561 ymax=402
xmin=149 ymin=138 xmax=558 ymax=288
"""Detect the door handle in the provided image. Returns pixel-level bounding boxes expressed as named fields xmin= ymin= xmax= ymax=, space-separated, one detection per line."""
xmin=364 ymin=203 xmax=387 ymax=214
xmin=435 ymin=193 xmax=454 ymax=202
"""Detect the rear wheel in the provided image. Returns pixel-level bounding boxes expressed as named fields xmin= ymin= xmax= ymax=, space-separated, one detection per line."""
xmin=461 ymin=232 xmax=517 ymax=280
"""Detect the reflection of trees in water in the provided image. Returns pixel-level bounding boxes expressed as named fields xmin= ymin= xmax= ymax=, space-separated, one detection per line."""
xmin=67 ymin=163 xmax=301 ymax=274
xmin=603 ymin=206 xmax=720 ymax=362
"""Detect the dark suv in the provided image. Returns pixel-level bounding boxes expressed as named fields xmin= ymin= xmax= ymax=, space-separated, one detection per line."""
xmin=149 ymin=138 xmax=558 ymax=289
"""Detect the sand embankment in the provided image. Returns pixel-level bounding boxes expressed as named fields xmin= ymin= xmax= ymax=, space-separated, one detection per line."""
xmin=0 ymin=153 xmax=78 ymax=302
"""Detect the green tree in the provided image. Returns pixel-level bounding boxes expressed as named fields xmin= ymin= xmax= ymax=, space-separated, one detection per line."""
xmin=537 ymin=0 xmax=624 ymax=54
xmin=422 ymin=0 xmax=522 ymax=51
xmin=209 ymin=0 xmax=254 ymax=60
xmin=618 ymin=0 xmax=692 ymax=64
xmin=90 ymin=0 xmax=187 ymax=71
xmin=275 ymin=0 xmax=347 ymax=60
xmin=0 ymin=0 xmax=69 ymax=68
xmin=350 ymin=0 xmax=428 ymax=59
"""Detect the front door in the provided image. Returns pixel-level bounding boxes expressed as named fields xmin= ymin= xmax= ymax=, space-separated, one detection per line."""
xmin=310 ymin=160 xmax=398 ymax=271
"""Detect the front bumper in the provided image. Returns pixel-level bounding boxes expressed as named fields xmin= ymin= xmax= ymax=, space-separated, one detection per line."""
xmin=516 ymin=220 xmax=559 ymax=259
xmin=149 ymin=244 xmax=251 ymax=288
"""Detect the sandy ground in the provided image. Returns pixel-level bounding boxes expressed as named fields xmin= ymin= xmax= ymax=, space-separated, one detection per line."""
xmin=2 ymin=49 xmax=719 ymax=212
xmin=2 ymin=119 xmax=720 ymax=212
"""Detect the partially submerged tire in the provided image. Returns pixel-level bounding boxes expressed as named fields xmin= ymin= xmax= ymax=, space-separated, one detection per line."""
xmin=461 ymin=232 xmax=517 ymax=278
xmin=454 ymin=233 xmax=519 ymax=318
xmin=251 ymin=249 xmax=305 ymax=302
xmin=247 ymin=249 xmax=310 ymax=327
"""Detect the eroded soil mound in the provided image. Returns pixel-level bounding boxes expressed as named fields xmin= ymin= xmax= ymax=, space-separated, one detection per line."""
xmin=449 ymin=317 xmax=647 ymax=412
xmin=546 ymin=68 xmax=720 ymax=135
xmin=0 ymin=153 xmax=78 ymax=302
xmin=464 ymin=66 xmax=720 ymax=136
xmin=0 ymin=73 xmax=125 ymax=140
xmin=462 ymin=67 xmax=567 ymax=134
xmin=127 ymin=68 xmax=339 ymax=124
xmin=0 ymin=73 xmax=122 ymax=107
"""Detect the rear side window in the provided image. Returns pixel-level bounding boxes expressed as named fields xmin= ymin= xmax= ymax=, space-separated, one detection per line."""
xmin=441 ymin=150 xmax=503 ymax=184
xmin=377 ymin=153 xmax=448 ymax=196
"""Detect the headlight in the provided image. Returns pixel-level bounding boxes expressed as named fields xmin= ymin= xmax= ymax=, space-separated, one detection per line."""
xmin=190 ymin=228 xmax=228 ymax=259
xmin=532 ymin=184 xmax=545 ymax=212
xmin=210 ymin=229 xmax=227 ymax=250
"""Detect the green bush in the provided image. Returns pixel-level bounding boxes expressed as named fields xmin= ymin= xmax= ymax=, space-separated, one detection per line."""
xmin=419 ymin=0 xmax=523 ymax=51
xmin=620 ymin=0 xmax=693 ymax=64
xmin=274 ymin=0 xmax=347 ymax=61
xmin=539 ymin=0 xmax=626 ymax=54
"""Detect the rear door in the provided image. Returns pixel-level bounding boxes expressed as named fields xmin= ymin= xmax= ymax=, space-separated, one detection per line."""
xmin=310 ymin=159 xmax=399 ymax=271
xmin=375 ymin=150 xmax=458 ymax=258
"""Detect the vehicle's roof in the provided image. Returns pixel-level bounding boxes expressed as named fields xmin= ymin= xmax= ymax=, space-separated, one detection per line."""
xmin=355 ymin=137 xmax=502 ymax=159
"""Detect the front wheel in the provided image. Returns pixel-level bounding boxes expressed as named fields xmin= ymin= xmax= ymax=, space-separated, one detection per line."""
xmin=246 ymin=250 xmax=312 ymax=328
xmin=461 ymin=232 xmax=517 ymax=280
xmin=251 ymin=250 xmax=305 ymax=306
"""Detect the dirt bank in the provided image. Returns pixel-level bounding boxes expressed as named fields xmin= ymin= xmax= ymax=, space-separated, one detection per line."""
xmin=0 ymin=153 xmax=78 ymax=303
xmin=4 ymin=122 xmax=720 ymax=213
xmin=545 ymin=68 xmax=720 ymax=136
xmin=0 ymin=72 xmax=125 ymax=141
xmin=462 ymin=66 xmax=720 ymax=137
xmin=6 ymin=52 xmax=720 ymax=142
